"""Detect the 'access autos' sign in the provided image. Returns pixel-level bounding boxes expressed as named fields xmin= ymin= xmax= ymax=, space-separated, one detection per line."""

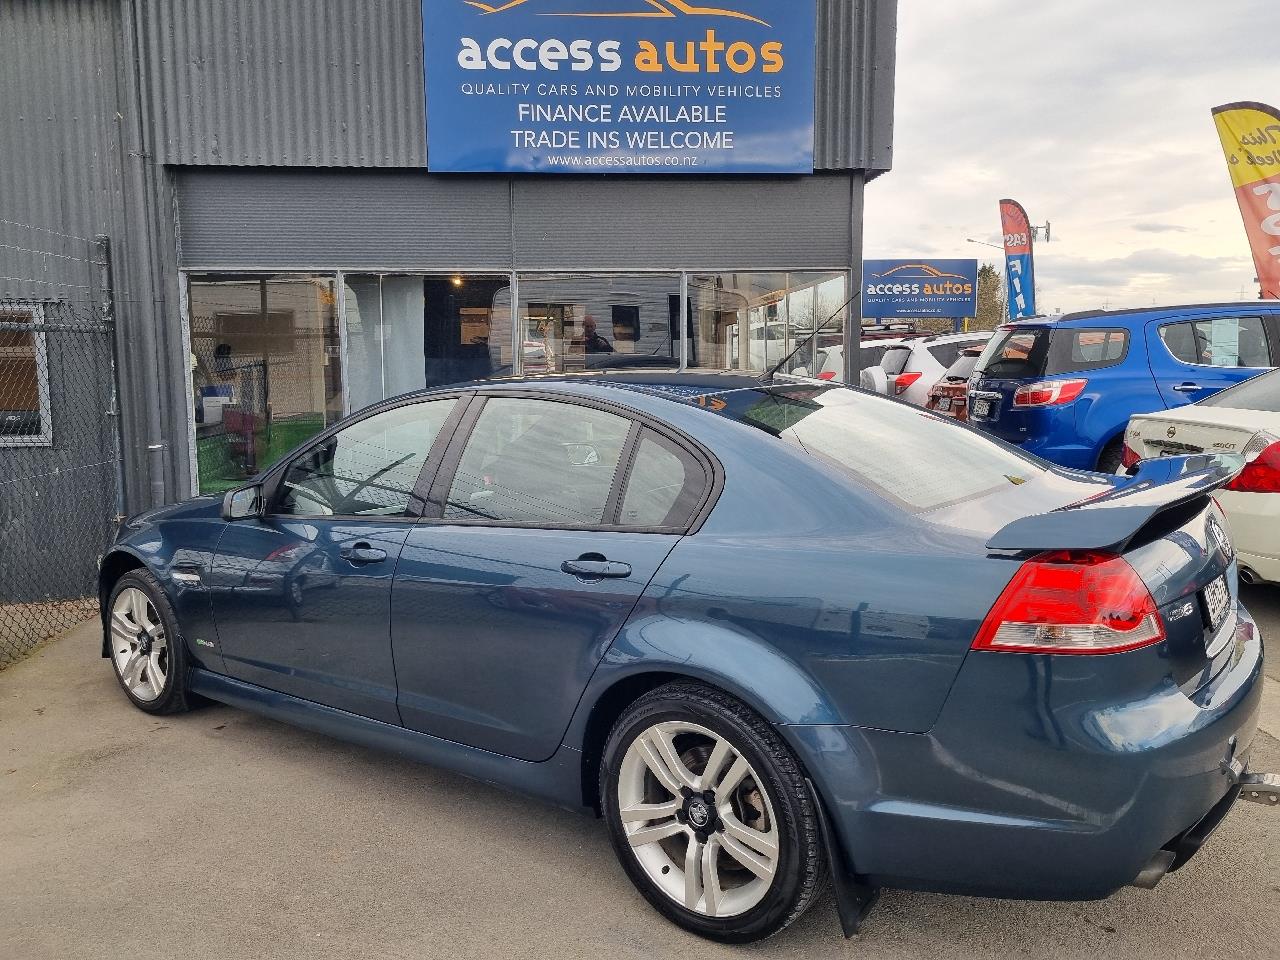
xmin=422 ymin=1 xmax=816 ymax=174
xmin=863 ymin=260 xmax=980 ymax=319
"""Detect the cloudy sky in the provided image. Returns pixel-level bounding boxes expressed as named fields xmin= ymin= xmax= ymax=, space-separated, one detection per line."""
xmin=863 ymin=0 xmax=1276 ymax=313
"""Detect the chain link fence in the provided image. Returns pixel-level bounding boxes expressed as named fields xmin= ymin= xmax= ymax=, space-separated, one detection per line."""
xmin=0 ymin=296 xmax=122 ymax=668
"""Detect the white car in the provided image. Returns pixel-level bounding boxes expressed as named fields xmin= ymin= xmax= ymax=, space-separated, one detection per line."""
xmin=862 ymin=332 xmax=993 ymax=406
xmin=1124 ymin=368 xmax=1280 ymax=585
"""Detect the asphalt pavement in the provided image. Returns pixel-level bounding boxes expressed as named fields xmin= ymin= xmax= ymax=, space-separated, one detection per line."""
xmin=2 ymin=604 xmax=1279 ymax=960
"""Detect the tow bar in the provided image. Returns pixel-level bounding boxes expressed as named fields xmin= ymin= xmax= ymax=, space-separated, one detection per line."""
xmin=1238 ymin=772 xmax=1280 ymax=807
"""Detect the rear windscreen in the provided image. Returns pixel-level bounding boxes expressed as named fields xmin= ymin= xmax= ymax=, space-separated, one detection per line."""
xmin=1197 ymin=369 xmax=1280 ymax=411
xmin=942 ymin=353 xmax=979 ymax=381
xmin=974 ymin=326 xmax=1129 ymax=378
xmin=927 ymin=340 xmax=986 ymax=369
xmin=703 ymin=385 xmax=1044 ymax=511
xmin=973 ymin=328 xmax=1050 ymax=378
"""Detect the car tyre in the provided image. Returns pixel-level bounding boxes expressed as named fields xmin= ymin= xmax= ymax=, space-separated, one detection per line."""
xmin=105 ymin=570 xmax=196 ymax=715
xmin=600 ymin=681 xmax=828 ymax=943
xmin=1097 ymin=436 xmax=1125 ymax=474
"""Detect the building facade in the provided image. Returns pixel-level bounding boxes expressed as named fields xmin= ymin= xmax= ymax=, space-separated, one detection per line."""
xmin=1 ymin=0 xmax=896 ymax=513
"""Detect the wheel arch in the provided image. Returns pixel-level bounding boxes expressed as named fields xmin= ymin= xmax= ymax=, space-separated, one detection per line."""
xmin=97 ymin=549 xmax=149 ymax=656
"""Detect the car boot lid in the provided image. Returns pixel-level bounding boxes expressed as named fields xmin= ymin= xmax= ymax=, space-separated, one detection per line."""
xmin=987 ymin=454 xmax=1245 ymax=553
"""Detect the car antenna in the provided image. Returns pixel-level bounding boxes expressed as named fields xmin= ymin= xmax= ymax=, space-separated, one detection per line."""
xmin=761 ymin=290 xmax=861 ymax=383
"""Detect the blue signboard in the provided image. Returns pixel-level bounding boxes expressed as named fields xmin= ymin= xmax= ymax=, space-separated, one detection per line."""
xmin=862 ymin=260 xmax=980 ymax=319
xmin=422 ymin=1 xmax=816 ymax=174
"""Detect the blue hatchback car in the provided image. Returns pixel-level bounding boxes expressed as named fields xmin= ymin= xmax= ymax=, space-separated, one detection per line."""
xmin=98 ymin=373 xmax=1274 ymax=943
xmin=967 ymin=304 xmax=1280 ymax=471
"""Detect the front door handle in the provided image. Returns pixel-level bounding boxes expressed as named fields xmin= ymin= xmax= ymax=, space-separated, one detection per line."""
xmin=1172 ymin=382 xmax=1202 ymax=393
xmin=561 ymin=559 xmax=632 ymax=580
xmin=340 ymin=542 xmax=388 ymax=566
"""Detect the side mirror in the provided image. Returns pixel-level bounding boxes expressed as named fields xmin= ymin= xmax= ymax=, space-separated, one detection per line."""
xmin=222 ymin=485 xmax=264 ymax=521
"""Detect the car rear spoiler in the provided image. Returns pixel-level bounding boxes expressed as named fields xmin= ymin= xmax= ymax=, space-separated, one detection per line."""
xmin=987 ymin=454 xmax=1245 ymax=553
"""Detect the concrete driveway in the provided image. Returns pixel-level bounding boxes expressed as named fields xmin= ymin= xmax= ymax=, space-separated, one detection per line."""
xmin=3 ymin=590 xmax=1279 ymax=960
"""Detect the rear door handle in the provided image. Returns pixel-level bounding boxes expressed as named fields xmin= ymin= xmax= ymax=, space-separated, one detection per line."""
xmin=1172 ymin=382 xmax=1201 ymax=393
xmin=340 ymin=542 xmax=388 ymax=566
xmin=561 ymin=559 xmax=632 ymax=580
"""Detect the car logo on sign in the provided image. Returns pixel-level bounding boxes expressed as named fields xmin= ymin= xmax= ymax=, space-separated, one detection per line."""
xmin=1167 ymin=426 xmax=1177 ymax=439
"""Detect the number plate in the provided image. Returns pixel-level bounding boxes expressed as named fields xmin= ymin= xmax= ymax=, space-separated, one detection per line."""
xmin=972 ymin=399 xmax=992 ymax=419
xmin=1203 ymin=575 xmax=1231 ymax=632
xmin=936 ymin=397 xmax=952 ymax=411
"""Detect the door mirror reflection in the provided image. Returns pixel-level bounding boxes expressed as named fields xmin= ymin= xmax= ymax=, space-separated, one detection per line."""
xmin=223 ymin=485 xmax=264 ymax=521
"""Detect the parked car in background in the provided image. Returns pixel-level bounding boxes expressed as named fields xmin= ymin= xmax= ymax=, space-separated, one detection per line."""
xmin=1124 ymin=368 xmax=1280 ymax=585
xmin=968 ymin=304 xmax=1280 ymax=472
xmin=861 ymin=332 xmax=992 ymax=405
xmin=926 ymin=346 xmax=985 ymax=421
xmin=99 ymin=373 xmax=1272 ymax=943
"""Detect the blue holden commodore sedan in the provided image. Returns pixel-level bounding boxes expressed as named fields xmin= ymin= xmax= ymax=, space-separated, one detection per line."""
xmin=98 ymin=373 xmax=1276 ymax=943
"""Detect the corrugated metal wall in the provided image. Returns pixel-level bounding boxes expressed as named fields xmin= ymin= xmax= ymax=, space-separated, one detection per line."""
xmin=139 ymin=0 xmax=427 ymax=167
xmin=138 ymin=0 xmax=893 ymax=173
xmin=175 ymin=170 xmax=857 ymax=272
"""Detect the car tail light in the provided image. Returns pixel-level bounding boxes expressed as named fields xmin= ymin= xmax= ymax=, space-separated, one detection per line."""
xmin=1121 ymin=437 xmax=1142 ymax=469
xmin=1226 ymin=434 xmax=1280 ymax=493
xmin=972 ymin=550 xmax=1166 ymax=655
xmin=893 ymin=371 xmax=923 ymax=395
xmin=816 ymin=371 xmax=837 ymax=381
xmin=1012 ymin=378 xmax=1088 ymax=408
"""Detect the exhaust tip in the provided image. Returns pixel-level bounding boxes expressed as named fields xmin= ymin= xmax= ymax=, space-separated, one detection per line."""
xmin=1239 ymin=566 xmax=1259 ymax=586
xmin=1130 ymin=849 xmax=1176 ymax=889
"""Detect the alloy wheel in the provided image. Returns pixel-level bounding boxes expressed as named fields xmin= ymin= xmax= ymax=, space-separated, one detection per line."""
xmin=109 ymin=586 xmax=169 ymax=702
xmin=617 ymin=720 xmax=780 ymax=918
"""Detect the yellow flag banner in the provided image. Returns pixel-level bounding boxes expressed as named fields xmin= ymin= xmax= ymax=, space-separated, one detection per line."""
xmin=1213 ymin=102 xmax=1280 ymax=299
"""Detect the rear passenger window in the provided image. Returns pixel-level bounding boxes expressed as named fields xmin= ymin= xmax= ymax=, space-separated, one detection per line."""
xmin=1160 ymin=317 xmax=1272 ymax=368
xmin=619 ymin=431 xmax=704 ymax=529
xmin=1045 ymin=328 xmax=1129 ymax=374
xmin=880 ymin=347 xmax=911 ymax=375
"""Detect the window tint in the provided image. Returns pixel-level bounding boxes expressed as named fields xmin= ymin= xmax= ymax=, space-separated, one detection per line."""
xmin=1197 ymin=369 xmax=1280 ymax=412
xmin=927 ymin=340 xmax=985 ymax=369
xmin=973 ymin=328 xmax=1050 ymax=378
xmin=620 ymin=431 xmax=703 ymax=528
xmin=942 ymin=352 xmax=980 ymax=382
xmin=446 ymin=398 xmax=631 ymax=525
xmin=1160 ymin=317 xmax=1272 ymax=368
xmin=278 ymin=398 xmax=457 ymax=517
xmin=712 ymin=385 xmax=1043 ymax=511
xmin=1044 ymin=327 xmax=1129 ymax=374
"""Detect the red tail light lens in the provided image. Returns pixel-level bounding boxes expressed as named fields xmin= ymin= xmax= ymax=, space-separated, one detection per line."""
xmin=1012 ymin=378 xmax=1088 ymax=408
xmin=1225 ymin=439 xmax=1280 ymax=493
xmin=894 ymin=371 xmax=923 ymax=395
xmin=816 ymin=371 xmax=837 ymax=381
xmin=972 ymin=550 xmax=1166 ymax=655
xmin=1121 ymin=438 xmax=1142 ymax=469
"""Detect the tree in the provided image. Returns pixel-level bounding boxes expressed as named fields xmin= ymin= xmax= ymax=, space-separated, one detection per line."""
xmin=973 ymin=262 xmax=1007 ymax=330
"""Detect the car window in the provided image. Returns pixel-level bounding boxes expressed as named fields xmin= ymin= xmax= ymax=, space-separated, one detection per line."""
xmin=1160 ymin=317 xmax=1272 ymax=368
xmin=1045 ymin=327 xmax=1129 ymax=374
xmin=856 ymin=345 xmax=886 ymax=371
xmin=709 ymin=385 xmax=1044 ymax=512
xmin=1197 ymin=369 xmax=1280 ymax=411
xmin=941 ymin=352 xmax=980 ymax=382
xmin=619 ymin=431 xmax=704 ymax=528
xmin=880 ymin=346 xmax=912 ymax=376
xmin=445 ymin=397 xmax=631 ymax=525
xmin=927 ymin=340 xmax=984 ymax=369
xmin=278 ymin=398 xmax=458 ymax=518
xmin=973 ymin=328 xmax=1051 ymax=379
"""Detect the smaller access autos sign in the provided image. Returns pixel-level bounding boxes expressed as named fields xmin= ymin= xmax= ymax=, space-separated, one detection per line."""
xmin=422 ymin=1 xmax=816 ymax=174
xmin=862 ymin=260 xmax=979 ymax=319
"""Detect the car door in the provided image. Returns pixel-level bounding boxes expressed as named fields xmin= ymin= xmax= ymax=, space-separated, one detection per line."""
xmin=390 ymin=393 xmax=713 ymax=761
xmin=1148 ymin=314 xmax=1275 ymax=407
xmin=208 ymin=396 xmax=462 ymax=722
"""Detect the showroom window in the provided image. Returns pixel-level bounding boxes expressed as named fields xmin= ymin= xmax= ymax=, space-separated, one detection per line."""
xmin=188 ymin=275 xmax=342 ymax=494
xmin=0 ymin=304 xmax=53 ymax=447
xmin=687 ymin=272 xmax=847 ymax=374
xmin=518 ymin=274 xmax=680 ymax=375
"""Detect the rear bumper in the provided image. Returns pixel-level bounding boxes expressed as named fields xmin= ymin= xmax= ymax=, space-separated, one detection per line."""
xmin=786 ymin=606 xmax=1265 ymax=900
xmin=1217 ymin=489 xmax=1280 ymax=583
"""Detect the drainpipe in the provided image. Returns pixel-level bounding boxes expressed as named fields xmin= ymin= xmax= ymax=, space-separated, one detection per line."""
xmin=117 ymin=0 xmax=169 ymax=508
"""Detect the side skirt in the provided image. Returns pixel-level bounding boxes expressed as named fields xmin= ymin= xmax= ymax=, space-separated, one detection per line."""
xmin=189 ymin=668 xmax=588 ymax=813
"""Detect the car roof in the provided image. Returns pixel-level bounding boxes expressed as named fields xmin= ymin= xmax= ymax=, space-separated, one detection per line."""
xmin=1005 ymin=302 xmax=1280 ymax=328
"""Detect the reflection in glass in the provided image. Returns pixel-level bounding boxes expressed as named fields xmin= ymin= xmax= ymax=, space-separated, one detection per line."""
xmin=518 ymin=274 xmax=679 ymax=374
xmin=687 ymin=272 xmax=847 ymax=374
xmin=189 ymin=275 xmax=342 ymax=494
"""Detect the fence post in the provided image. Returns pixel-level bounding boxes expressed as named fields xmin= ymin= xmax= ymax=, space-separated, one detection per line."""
xmin=94 ymin=234 xmax=127 ymax=523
